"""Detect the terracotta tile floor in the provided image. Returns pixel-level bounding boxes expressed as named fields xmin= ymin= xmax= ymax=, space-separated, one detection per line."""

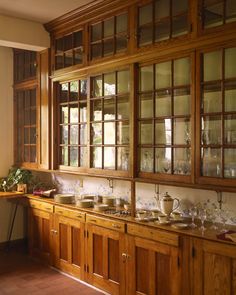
xmin=0 ymin=249 xmax=105 ymax=295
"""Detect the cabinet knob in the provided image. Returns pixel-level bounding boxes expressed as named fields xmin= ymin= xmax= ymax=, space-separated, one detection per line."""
xmin=112 ymin=223 xmax=121 ymax=229
xmin=122 ymin=253 xmax=127 ymax=262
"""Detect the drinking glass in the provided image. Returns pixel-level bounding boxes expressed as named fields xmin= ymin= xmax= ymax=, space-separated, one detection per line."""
xmin=208 ymin=208 xmax=219 ymax=230
xmin=189 ymin=206 xmax=198 ymax=228
xmin=219 ymin=209 xmax=229 ymax=233
xmin=198 ymin=208 xmax=207 ymax=231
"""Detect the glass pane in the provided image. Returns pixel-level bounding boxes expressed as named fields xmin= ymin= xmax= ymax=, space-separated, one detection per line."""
xmin=91 ymin=23 xmax=102 ymax=42
xmin=55 ymin=37 xmax=63 ymax=53
xmin=70 ymin=81 xmax=79 ymax=101
xmin=140 ymin=94 xmax=153 ymax=118
xmin=104 ymin=98 xmax=115 ymax=120
xmin=117 ymin=70 xmax=130 ymax=93
xmin=117 ymin=147 xmax=129 ymax=170
xmin=61 ymin=147 xmax=68 ymax=166
xmin=60 ymin=83 xmax=69 ymax=102
xmin=155 ymin=61 xmax=171 ymax=89
xmin=24 ymin=109 xmax=30 ymax=125
xmin=139 ymin=25 xmax=153 ymax=46
xmin=202 ymin=83 xmax=221 ymax=113
xmin=30 ymin=146 xmax=36 ymax=163
xmin=80 ymin=80 xmax=87 ymax=99
xmin=91 ymin=100 xmax=102 ymax=121
xmin=155 ymin=0 xmax=169 ymax=19
xmin=80 ymin=124 xmax=87 ymax=145
xmin=30 ymin=127 xmax=36 ymax=144
xmin=201 ymin=148 xmax=222 ymax=177
xmin=117 ymin=122 xmax=129 ymax=144
xmin=140 ymin=148 xmax=154 ymax=172
xmin=104 ymin=72 xmax=115 ymax=95
xmin=70 ymin=105 xmax=78 ymax=123
xmin=104 ymin=38 xmax=114 ymax=56
xmin=201 ymin=116 xmax=221 ymax=144
xmin=226 ymin=0 xmax=236 ymax=23
xmin=225 ymin=47 xmax=236 ymax=78
xmin=174 ymin=88 xmax=190 ymax=115
xmin=174 ymin=57 xmax=190 ymax=86
xmin=60 ymin=106 xmax=68 ymax=124
xmin=174 ymin=148 xmax=191 ymax=175
xmin=61 ymin=126 xmax=68 ymax=144
xmin=116 ymin=35 xmax=127 ymax=52
xmin=224 ymin=149 xmax=236 ymax=178
xmin=74 ymin=31 xmax=82 ymax=47
xmin=104 ymin=18 xmax=114 ymax=37
xmin=92 ymin=147 xmax=102 ymax=168
xmin=139 ymin=4 xmax=152 ymax=26
xmin=172 ymin=0 xmax=188 ymax=15
xmin=155 ymin=147 xmax=171 ymax=173
xmin=79 ymin=102 xmax=87 ymax=122
xmin=74 ymin=52 xmax=82 ymax=68
xmin=117 ymin=96 xmax=129 ymax=119
xmin=156 ymin=90 xmax=171 ymax=117
xmin=80 ymin=146 xmax=87 ymax=167
xmin=30 ymin=108 xmax=36 ymax=125
xmin=70 ymin=125 xmax=78 ymax=145
xmin=140 ymin=66 xmax=154 ymax=91
xmin=155 ymin=119 xmax=172 ymax=145
xmin=155 ymin=20 xmax=170 ymax=41
xmin=104 ymin=147 xmax=115 ymax=169
xmin=224 ymin=115 xmax=236 ymax=144
xmin=204 ymin=2 xmax=223 ymax=28
xmin=225 ymin=81 xmax=236 ymax=112
xmin=24 ymin=128 xmax=29 ymax=144
xmin=104 ymin=122 xmax=115 ymax=144
xmin=64 ymin=34 xmax=73 ymax=51
xmin=65 ymin=51 xmax=73 ymax=67
xmin=174 ymin=118 xmax=191 ymax=145
xmin=172 ymin=14 xmax=188 ymax=37
xmin=116 ymin=14 xmax=127 ymax=33
xmin=30 ymin=89 xmax=36 ymax=106
xmin=91 ymin=123 xmax=102 ymax=144
xmin=204 ymin=51 xmax=222 ymax=82
xmin=91 ymin=43 xmax=102 ymax=59
xmin=140 ymin=121 xmax=153 ymax=144
xmin=70 ymin=147 xmax=78 ymax=167
xmin=24 ymin=147 xmax=30 ymax=162
xmin=55 ymin=54 xmax=64 ymax=70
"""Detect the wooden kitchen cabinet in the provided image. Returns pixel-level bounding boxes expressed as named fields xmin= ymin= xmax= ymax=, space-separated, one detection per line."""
xmin=126 ymin=223 xmax=181 ymax=295
xmin=191 ymin=238 xmax=236 ymax=295
xmin=28 ymin=202 xmax=54 ymax=264
xmin=53 ymin=206 xmax=86 ymax=280
xmin=86 ymin=215 xmax=126 ymax=295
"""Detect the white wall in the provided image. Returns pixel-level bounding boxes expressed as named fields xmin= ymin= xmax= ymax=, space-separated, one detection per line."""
xmin=0 ymin=46 xmax=25 ymax=243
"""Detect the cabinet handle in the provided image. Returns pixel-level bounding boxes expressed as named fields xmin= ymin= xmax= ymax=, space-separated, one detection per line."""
xmin=54 ymin=230 xmax=58 ymax=235
xmin=76 ymin=214 xmax=82 ymax=219
xmin=122 ymin=253 xmax=127 ymax=262
xmin=89 ymin=219 xmax=97 ymax=223
xmin=57 ymin=210 xmax=63 ymax=214
xmin=45 ymin=207 xmax=51 ymax=211
xmin=112 ymin=223 xmax=121 ymax=229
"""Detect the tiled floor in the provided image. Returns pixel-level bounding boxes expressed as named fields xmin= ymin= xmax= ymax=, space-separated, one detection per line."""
xmin=0 ymin=249 xmax=105 ymax=295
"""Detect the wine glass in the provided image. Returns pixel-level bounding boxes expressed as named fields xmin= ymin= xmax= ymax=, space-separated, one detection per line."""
xmin=219 ymin=209 xmax=229 ymax=233
xmin=189 ymin=206 xmax=198 ymax=228
xmin=198 ymin=208 xmax=207 ymax=232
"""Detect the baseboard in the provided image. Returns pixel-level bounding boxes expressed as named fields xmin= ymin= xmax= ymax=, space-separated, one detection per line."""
xmin=0 ymin=238 xmax=28 ymax=251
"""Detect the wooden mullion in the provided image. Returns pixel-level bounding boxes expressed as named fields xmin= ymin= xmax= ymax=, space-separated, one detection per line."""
xmin=171 ymin=59 xmax=174 ymax=174
xmin=222 ymin=48 xmax=225 ymax=177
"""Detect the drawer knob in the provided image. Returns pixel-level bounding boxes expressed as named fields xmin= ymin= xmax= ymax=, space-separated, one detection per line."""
xmin=76 ymin=215 xmax=82 ymax=218
xmin=112 ymin=224 xmax=121 ymax=229
xmin=89 ymin=219 xmax=97 ymax=223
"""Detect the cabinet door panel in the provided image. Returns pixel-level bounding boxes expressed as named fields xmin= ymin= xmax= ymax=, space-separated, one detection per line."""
xmin=72 ymin=227 xmax=81 ymax=266
xmin=87 ymin=224 xmax=125 ymax=295
xmin=59 ymin=223 xmax=68 ymax=261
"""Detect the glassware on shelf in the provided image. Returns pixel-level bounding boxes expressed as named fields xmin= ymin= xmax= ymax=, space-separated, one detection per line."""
xmin=219 ymin=209 xmax=229 ymax=233
xmin=207 ymin=208 xmax=219 ymax=230
xmin=189 ymin=206 xmax=198 ymax=228
xmin=198 ymin=208 xmax=207 ymax=232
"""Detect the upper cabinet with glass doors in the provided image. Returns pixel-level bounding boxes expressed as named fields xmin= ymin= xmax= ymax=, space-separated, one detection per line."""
xmin=197 ymin=46 xmax=236 ymax=186
xmin=137 ymin=0 xmax=190 ymax=47
xmin=200 ymin=0 xmax=236 ymax=32
xmin=138 ymin=55 xmax=194 ymax=183
xmin=89 ymin=12 xmax=129 ymax=61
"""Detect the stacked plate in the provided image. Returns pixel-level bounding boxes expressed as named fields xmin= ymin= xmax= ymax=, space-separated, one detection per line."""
xmin=76 ymin=199 xmax=94 ymax=208
xmin=94 ymin=204 xmax=109 ymax=212
xmin=102 ymin=196 xmax=115 ymax=206
xmin=54 ymin=194 xmax=75 ymax=204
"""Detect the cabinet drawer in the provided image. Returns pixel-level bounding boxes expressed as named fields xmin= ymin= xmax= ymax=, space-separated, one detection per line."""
xmin=127 ymin=223 xmax=179 ymax=247
xmin=86 ymin=214 xmax=125 ymax=233
xmin=40 ymin=202 xmax=54 ymax=213
xmin=55 ymin=206 xmax=86 ymax=222
xmin=29 ymin=199 xmax=53 ymax=213
xmin=29 ymin=199 xmax=42 ymax=210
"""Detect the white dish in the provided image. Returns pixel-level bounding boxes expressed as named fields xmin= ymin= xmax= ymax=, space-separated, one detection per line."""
xmin=94 ymin=204 xmax=109 ymax=211
xmin=155 ymin=220 xmax=171 ymax=225
xmin=135 ymin=217 xmax=149 ymax=222
xmin=171 ymin=223 xmax=189 ymax=229
xmin=76 ymin=199 xmax=94 ymax=208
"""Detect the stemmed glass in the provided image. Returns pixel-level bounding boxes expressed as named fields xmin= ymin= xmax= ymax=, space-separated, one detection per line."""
xmin=189 ymin=206 xmax=198 ymax=228
xmin=219 ymin=209 xmax=228 ymax=233
xmin=198 ymin=208 xmax=207 ymax=231
xmin=208 ymin=208 xmax=219 ymax=230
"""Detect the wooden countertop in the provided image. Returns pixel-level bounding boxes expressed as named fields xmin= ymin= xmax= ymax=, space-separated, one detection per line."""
xmin=24 ymin=194 xmax=236 ymax=246
xmin=0 ymin=191 xmax=25 ymax=198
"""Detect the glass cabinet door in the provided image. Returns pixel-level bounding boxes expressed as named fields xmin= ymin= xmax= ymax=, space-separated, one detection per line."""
xmin=138 ymin=0 xmax=189 ymax=47
xmin=138 ymin=56 xmax=192 ymax=179
xmin=198 ymin=47 xmax=236 ymax=182
xmin=58 ymin=80 xmax=88 ymax=168
xmin=90 ymin=69 xmax=130 ymax=171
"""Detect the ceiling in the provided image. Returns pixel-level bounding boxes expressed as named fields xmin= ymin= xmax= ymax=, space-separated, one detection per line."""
xmin=0 ymin=0 xmax=93 ymax=24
